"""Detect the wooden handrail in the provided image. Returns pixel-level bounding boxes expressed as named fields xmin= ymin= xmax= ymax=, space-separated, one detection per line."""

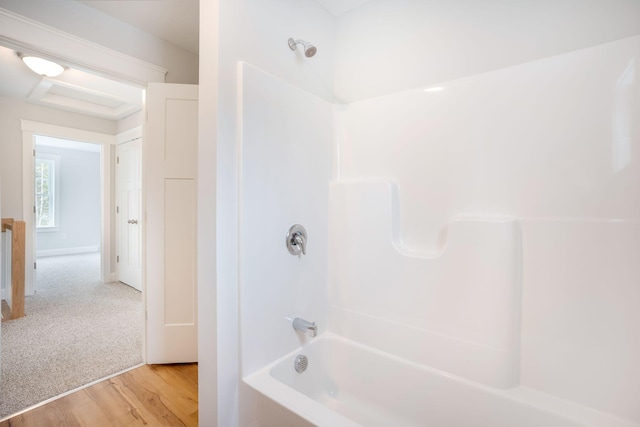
xmin=0 ymin=217 xmax=14 ymax=232
xmin=1 ymin=218 xmax=25 ymax=319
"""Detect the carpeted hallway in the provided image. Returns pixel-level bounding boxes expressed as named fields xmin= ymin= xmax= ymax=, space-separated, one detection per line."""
xmin=0 ymin=252 xmax=143 ymax=419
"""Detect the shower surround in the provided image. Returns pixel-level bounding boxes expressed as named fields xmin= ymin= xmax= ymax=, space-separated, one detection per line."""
xmin=213 ymin=1 xmax=640 ymax=426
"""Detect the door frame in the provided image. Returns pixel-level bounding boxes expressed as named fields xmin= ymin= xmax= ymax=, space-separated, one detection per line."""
xmin=21 ymin=120 xmax=116 ymax=295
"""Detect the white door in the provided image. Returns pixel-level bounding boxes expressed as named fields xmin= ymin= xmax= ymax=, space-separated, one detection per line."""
xmin=145 ymin=83 xmax=198 ymax=363
xmin=117 ymin=139 xmax=142 ymax=291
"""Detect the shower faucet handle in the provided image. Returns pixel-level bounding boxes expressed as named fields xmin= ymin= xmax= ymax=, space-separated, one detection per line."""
xmin=286 ymin=224 xmax=307 ymax=256
xmin=294 ymin=233 xmax=306 ymax=255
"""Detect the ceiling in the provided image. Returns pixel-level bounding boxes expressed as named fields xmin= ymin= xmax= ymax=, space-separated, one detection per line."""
xmin=0 ymin=0 xmax=198 ymax=121
xmin=79 ymin=0 xmax=199 ymax=55
xmin=0 ymin=45 xmax=144 ymax=120
xmin=30 ymin=72 xmax=144 ymax=121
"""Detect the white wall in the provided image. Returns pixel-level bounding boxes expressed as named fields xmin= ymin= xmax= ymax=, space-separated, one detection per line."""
xmin=0 ymin=96 xmax=115 ymax=220
xmin=209 ymin=1 xmax=336 ymax=426
xmin=116 ymin=111 xmax=143 ymax=135
xmin=197 ymin=0 xmax=218 ymax=425
xmin=0 ymin=0 xmax=198 ymax=84
xmin=34 ymin=144 xmax=101 ymax=257
xmin=334 ymin=0 xmax=640 ymax=102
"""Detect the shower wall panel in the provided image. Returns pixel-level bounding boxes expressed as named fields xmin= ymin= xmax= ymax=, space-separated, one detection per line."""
xmin=333 ymin=36 xmax=640 ymax=422
xmin=239 ymin=63 xmax=332 ymax=377
xmin=329 ymin=180 xmax=522 ymax=388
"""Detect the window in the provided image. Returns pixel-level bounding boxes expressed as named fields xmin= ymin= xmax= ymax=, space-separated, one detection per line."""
xmin=35 ymin=155 xmax=59 ymax=229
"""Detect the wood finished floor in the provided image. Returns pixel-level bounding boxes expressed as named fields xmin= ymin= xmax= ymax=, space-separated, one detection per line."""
xmin=0 ymin=364 xmax=198 ymax=427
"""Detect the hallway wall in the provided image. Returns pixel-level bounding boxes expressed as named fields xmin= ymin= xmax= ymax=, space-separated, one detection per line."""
xmin=35 ymin=142 xmax=101 ymax=257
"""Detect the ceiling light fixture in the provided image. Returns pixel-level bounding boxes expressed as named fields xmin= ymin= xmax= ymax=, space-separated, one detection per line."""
xmin=20 ymin=55 xmax=64 ymax=77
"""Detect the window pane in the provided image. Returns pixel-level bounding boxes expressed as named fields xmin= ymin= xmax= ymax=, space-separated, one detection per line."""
xmin=35 ymin=159 xmax=55 ymax=228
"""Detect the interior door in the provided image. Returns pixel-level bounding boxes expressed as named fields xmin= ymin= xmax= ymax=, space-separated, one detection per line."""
xmin=145 ymin=83 xmax=198 ymax=363
xmin=117 ymin=139 xmax=142 ymax=291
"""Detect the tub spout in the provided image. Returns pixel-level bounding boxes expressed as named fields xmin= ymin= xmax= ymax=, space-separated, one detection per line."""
xmin=293 ymin=317 xmax=317 ymax=337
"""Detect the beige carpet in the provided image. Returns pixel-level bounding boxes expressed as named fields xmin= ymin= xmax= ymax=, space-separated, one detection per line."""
xmin=0 ymin=253 xmax=143 ymax=418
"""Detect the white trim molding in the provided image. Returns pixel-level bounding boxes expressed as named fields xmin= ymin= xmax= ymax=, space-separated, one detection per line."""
xmin=21 ymin=120 xmax=118 ymax=145
xmin=0 ymin=7 xmax=167 ymax=86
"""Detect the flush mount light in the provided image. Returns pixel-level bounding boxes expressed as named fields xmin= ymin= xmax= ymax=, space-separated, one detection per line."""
xmin=20 ymin=55 xmax=64 ymax=77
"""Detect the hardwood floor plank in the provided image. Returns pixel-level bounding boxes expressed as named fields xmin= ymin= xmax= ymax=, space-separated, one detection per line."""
xmin=83 ymin=377 xmax=154 ymax=426
xmin=58 ymin=390 xmax=117 ymax=427
xmin=109 ymin=370 xmax=186 ymax=426
xmin=0 ymin=364 xmax=198 ymax=427
xmin=124 ymin=365 xmax=197 ymax=426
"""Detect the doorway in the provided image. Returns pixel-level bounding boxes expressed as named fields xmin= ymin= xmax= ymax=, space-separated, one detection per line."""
xmin=34 ymin=135 xmax=101 ymax=287
xmin=21 ymin=121 xmax=116 ymax=294
xmin=0 ymin=122 xmax=144 ymax=419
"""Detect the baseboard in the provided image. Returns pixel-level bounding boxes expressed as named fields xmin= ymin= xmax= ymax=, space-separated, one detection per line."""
xmin=37 ymin=246 xmax=100 ymax=258
xmin=1 ymin=288 xmax=5 ymax=300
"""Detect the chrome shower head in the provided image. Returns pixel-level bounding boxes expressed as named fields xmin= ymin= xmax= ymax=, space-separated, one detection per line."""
xmin=288 ymin=38 xmax=317 ymax=58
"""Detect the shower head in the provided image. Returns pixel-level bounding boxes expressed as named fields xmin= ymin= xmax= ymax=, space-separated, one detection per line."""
xmin=288 ymin=38 xmax=317 ymax=58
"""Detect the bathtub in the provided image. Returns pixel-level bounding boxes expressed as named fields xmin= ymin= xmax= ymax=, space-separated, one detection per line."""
xmin=244 ymin=333 xmax=636 ymax=427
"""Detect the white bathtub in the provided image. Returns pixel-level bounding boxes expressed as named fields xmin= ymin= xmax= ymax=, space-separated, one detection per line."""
xmin=244 ymin=333 xmax=637 ymax=427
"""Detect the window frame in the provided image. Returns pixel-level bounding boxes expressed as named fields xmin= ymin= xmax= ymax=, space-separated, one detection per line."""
xmin=35 ymin=153 xmax=61 ymax=232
